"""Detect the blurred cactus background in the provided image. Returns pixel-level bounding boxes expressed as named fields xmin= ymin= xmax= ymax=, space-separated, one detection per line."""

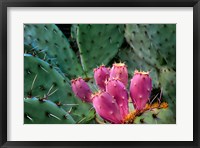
xmin=24 ymin=24 xmax=176 ymax=124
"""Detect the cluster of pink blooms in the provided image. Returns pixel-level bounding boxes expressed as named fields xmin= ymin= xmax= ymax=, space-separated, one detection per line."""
xmin=71 ymin=63 xmax=152 ymax=124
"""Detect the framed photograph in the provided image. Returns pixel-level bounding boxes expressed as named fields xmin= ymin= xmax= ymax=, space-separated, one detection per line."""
xmin=1 ymin=0 xmax=199 ymax=147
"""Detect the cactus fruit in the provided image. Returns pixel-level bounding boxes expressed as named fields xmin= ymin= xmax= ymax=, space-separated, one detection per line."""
xmin=106 ymin=79 xmax=129 ymax=118
xmin=24 ymin=97 xmax=75 ymax=124
xmin=71 ymin=62 xmax=174 ymax=124
xmin=92 ymin=91 xmax=123 ymax=124
xmin=77 ymin=24 xmax=124 ymax=75
xmin=71 ymin=77 xmax=92 ymax=103
xmin=130 ymin=70 xmax=152 ymax=111
xmin=24 ymin=24 xmax=176 ymax=124
xmin=94 ymin=65 xmax=110 ymax=91
xmin=110 ymin=63 xmax=128 ymax=86
xmin=118 ymin=46 xmax=176 ymax=118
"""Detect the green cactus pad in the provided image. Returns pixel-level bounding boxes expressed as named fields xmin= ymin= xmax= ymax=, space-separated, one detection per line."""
xmin=125 ymin=24 xmax=176 ymax=69
xmin=70 ymin=99 xmax=95 ymax=124
xmin=147 ymin=24 xmax=176 ymax=69
xmin=24 ymin=97 xmax=75 ymax=124
xmin=24 ymin=54 xmax=71 ymax=101
xmin=86 ymin=78 xmax=99 ymax=92
xmin=159 ymin=67 xmax=176 ymax=99
xmin=77 ymin=24 xmax=124 ymax=76
xmin=118 ymin=47 xmax=159 ymax=88
xmin=125 ymin=24 xmax=162 ymax=67
xmin=24 ymin=44 xmax=67 ymax=76
xmin=134 ymin=108 xmax=175 ymax=124
xmin=159 ymin=67 xmax=176 ymax=112
xmin=24 ymin=24 xmax=84 ymax=78
xmin=24 ymin=54 xmax=95 ymax=123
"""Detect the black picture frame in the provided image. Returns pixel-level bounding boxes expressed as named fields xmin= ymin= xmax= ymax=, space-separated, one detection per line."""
xmin=0 ymin=0 xmax=199 ymax=147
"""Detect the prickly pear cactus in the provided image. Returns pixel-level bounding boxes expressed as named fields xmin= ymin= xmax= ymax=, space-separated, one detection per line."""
xmin=24 ymin=24 xmax=84 ymax=78
xmin=116 ymin=24 xmax=176 ymax=124
xmin=24 ymin=24 xmax=176 ymax=124
xmin=24 ymin=97 xmax=75 ymax=124
xmin=125 ymin=24 xmax=176 ymax=69
xmin=159 ymin=67 xmax=176 ymax=100
xmin=24 ymin=54 xmax=70 ymax=102
xmin=134 ymin=108 xmax=175 ymax=124
xmin=24 ymin=54 xmax=95 ymax=123
xmin=77 ymin=24 xmax=124 ymax=75
xmin=125 ymin=24 xmax=161 ymax=67
xmin=147 ymin=24 xmax=176 ymax=69
xmin=159 ymin=67 xmax=176 ymax=113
